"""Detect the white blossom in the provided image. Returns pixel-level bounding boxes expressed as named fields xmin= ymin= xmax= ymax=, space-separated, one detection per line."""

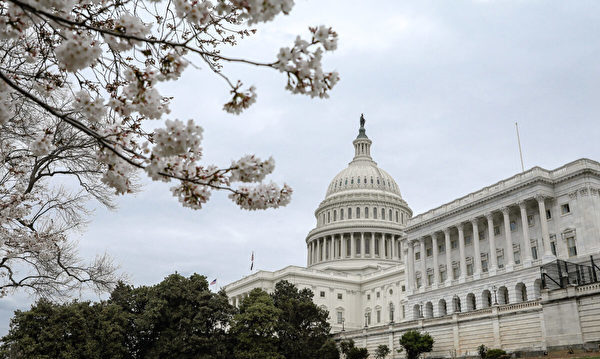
xmin=174 ymin=0 xmax=213 ymax=26
xmin=29 ymin=132 xmax=56 ymax=156
xmin=223 ymin=85 xmax=257 ymax=115
xmin=170 ymin=182 xmax=211 ymax=209
xmin=105 ymin=14 xmax=150 ymax=52
xmin=0 ymin=81 xmax=13 ymax=125
xmin=229 ymin=182 xmax=292 ymax=210
xmin=55 ymin=32 xmax=102 ymax=72
xmin=73 ymin=91 xmax=106 ymax=123
xmin=230 ymin=155 xmax=275 ymax=183
xmin=152 ymin=119 xmax=203 ymax=157
xmin=226 ymin=0 xmax=294 ymax=25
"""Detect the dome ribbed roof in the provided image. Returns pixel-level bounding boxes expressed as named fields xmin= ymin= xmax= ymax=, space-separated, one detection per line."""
xmin=324 ymin=114 xmax=402 ymax=199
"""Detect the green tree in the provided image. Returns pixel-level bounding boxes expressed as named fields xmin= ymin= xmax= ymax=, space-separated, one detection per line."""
xmin=375 ymin=344 xmax=391 ymax=359
xmin=0 ymin=299 xmax=129 ymax=359
xmin=399 ymin=330 xmax=434 ymax=359
xmin=110 ymin=273 xmax=235 ymax=359
xmin=485 ymin=348 xmax=507 ymax=359
xmin=318 ymin=339 xmax=341 ymax=359
xmin=231 ymin=288 xmax=283 ymax=359
xmin=339 ymin=339 xmax=369 ymax=359
xmin=0 ymin=273 xmax=235 ymax=359
xmin=271 ymin=280 xmax=332 ymax=359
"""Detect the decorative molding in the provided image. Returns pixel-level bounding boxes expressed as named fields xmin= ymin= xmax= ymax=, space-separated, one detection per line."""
xmin=579 ymin=188 xmax=589 ymax=197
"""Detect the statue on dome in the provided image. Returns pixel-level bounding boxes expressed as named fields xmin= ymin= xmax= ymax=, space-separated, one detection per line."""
xmin=360 ymin=113 xmax=365 ymax=128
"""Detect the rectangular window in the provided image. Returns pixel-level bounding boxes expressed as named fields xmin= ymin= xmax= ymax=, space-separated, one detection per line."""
xmin=415 ymin=251 xmax=421 ymax=260
xmin=427 ymin=273 xmax=434 ymax=285
xmin=452 ymin=266 xmax=460 ymax=279
xmin=550 ymin=235 xmax=557 ymax=256
xmin=340 ymin=209 xmax=344 ymax=220
xmin=514 ymin=250 xmax=521 ymax=264
xmin=479 ymin=230 xmax=485 ymax=240
xmin=376 ymin=292 xmax=380 ymax=298
xmin=546 ymin=209 xmax=552 ymax=220
xmin=465 ymin=235 xmax=472 ymax=246
xmin=337 ymin=293 xmax=343 ymax=300
xmin=497 ymin=254 xmax=504 ymax=269
xmin=510 ymin=221 xmax=517 ymax=232
xmin=466 ymin=263 xmax=473 ymax=276
xmin=376 ymin=310 xmax=381 ymax=323
xmin=438 ymin=243 xmax=445 ymax=253
xmin=451 ymin=240 xmax=458 ymax=249
xmin=375 ymin=239 xmax=380 ymax=256
xmin=561 ymin=203 xmax=571 ymax=215
xmin=356 ymin=207 xmax=361 ymax=219
xmin=356 ymin=239 xmax=361 ymax=254
xmin=527 ymin=214 xmax=535 ymax=227
xmin=494 ymin=226 xmax=501 ymax=236
xmin=373 ymin=208 xmax=377 ymax=219
xmin=320 ymin=291 xmax=325 ymax=298
xmin=426 ymin=247 xmax=433 ymax=257
xmin=481 ymin=258 xmax=488 ymax=273
xmin=365 ymin=239 xmax=370 ymax=255
xmin=567 ymin=237 xmax=577 ymax=257
xmin=402 ymin=305 xmax=405 ymax=319
xmin=531 ymin=244 xmax=538 ymax=260
xmin=440 ymin=269 xmax=447 ymax=282
xmin=367 ymin=313 xmax=371 ymax=325
xmin=365 ymin=207 xmax=369 ymax=219
xmin=367 ymin=294 xmax=370 ymax=300
xmin=381 ymin=208 xmax=385 ymax=220
xmin=401 ymin=285 xmax=405 ymax=292
xmin=337 ymin=311 xmax=343 ymax=324
xmin=348 ymin=208 xmax=352 ymax=219
xmin=416 ymin=277 xmax=422 ymax=288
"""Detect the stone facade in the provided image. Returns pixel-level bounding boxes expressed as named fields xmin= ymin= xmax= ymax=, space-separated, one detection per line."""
xmin=224 ymin=119 xmax=600 ymax=357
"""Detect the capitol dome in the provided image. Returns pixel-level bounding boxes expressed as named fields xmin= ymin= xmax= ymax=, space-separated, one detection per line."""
xmin=305 ymin=115 xmax=412 ymax=273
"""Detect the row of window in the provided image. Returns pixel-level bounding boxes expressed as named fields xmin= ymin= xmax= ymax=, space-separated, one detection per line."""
xmin=332 ymin=176 xmax=397 ymax=191
xmin=414 ymin=237 xmax=577 ymax=287
xmin=321 ymin=207 xmax=406 ymax=224
xmin=311 ymin=236 xmax=401 ymax=261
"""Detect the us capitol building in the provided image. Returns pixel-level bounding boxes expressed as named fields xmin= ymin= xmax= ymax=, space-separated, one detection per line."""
xmin=224 ymin=116 xmax=600 ymax=357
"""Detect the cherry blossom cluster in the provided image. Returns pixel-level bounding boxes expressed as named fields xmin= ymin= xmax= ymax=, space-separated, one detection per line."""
xmin=0 ymin=0 xmax=339 ymax=214
xmin=30 ymin=131 xmax=56 ymax=156
xmin=229 ymin=182 xmax=292 ymax=210
xmin=274 ymin=27 xmax=340 ymax=98
xmin=230 ymin=155 xmax=275 ymax=183
xmin=74 ymin=91 xmax=106 ymax=123
xmin=55 ymin=31 xmax=103 ymax=72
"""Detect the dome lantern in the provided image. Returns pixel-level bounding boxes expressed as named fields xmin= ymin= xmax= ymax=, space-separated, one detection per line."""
xmin=352 ymin=114 xmax=374 ymax=163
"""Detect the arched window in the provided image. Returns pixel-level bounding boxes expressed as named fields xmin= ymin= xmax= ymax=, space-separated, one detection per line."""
xmin=413 ymin=304 xmax=422 ymax=319
xmin=396 ymin=211 xmax=399 ymax=222
xmin=389 ymin=209 xmax=393 ymax=221
xmin=373 ymin=208 xmax=378 ymax=219
xmin=340 ymin=209 xmax=344 ymax=220
xmin=356 ymin=207 xmax=360 ymax=219
xmin=333 ymin=210 xmax=337 ymax=221
xmin=370 ymin=177 xmax=374 ymax=184
xmin=515 ymin=282 xmax=527 ymax=302
xmin=365 ymin=207 xmax=369 ymax=219
xmin=498 ymin=286 xmax=509 ymax=305
xmin=425 ymin=302 xmax=433 ymax=318
xmin=348 ymin=208 xmax=352 ymax=219
xmin=438 ymin=299 xmax=447 ymax=316
xmin=357 ymin=177 xmax=360 ymax=184
xmin=466 ymin=293 xmax=476 ymax=311
xmin=351 ymin=177 xmax=354 ymax=184
xmin=344 ymin=178 xmax=348 ymax=185
xmin=381 ymin=208 xmax=385 ymax=220
xmin=327 ymin=212 xmax=331 ymax=223
xmin=482 ymin=289 xmax=492 ymax=308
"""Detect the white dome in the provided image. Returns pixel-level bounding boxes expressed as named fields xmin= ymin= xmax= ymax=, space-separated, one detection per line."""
xmin=326 ymin=161 xmax=402 ymax=198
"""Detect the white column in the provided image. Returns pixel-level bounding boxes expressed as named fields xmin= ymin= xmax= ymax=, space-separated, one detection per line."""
xmin=350 ymin=232 xmax=356 ymax=259
xmin=458 ymin=223 xmax=466 ymax=282
xmin=486 ymin=213 xmax=498 ymax=274
xmin=502 ymin=207 xmax=515 ymax=270
xmin=518 ymin=201 xmax=533 ymax=266
xmin=391 ymin=236 xmax=397 ymax=259
xmin=370 ymin=232 xmax=376 ymax=258
xmin=432 ymin=233 xmax=440 ymax=288
xmin=536 ymin=195 xmax=555 ymax=261
xmin=407 ymin=241 xmax=414 ymax=292
xmin=444 ymin=228 xmax=452 ymax=285
xmin=471 ymin=219 xmax=482 ymax=279
xmin=307 ymin=242 xmax=311 ymax=265
xmin=341 ymin=234 xmax=346 ymax=259
xmin=360 ymin=232 xmax=365 ymax=258
xmin=420 ymin=237 xmax=427 ymax=289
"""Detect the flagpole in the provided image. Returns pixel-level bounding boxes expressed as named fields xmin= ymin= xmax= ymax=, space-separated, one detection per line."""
xmin=515 ymin=122 xmax=525 ymax=172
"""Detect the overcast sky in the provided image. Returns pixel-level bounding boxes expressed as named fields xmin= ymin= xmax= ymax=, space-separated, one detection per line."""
xmin=2 ymin=0 xmax=600 ymax=334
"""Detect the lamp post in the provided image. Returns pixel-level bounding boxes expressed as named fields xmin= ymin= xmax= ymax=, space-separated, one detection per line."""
xmin=492 ymin=285 xmax=498 ymax=305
